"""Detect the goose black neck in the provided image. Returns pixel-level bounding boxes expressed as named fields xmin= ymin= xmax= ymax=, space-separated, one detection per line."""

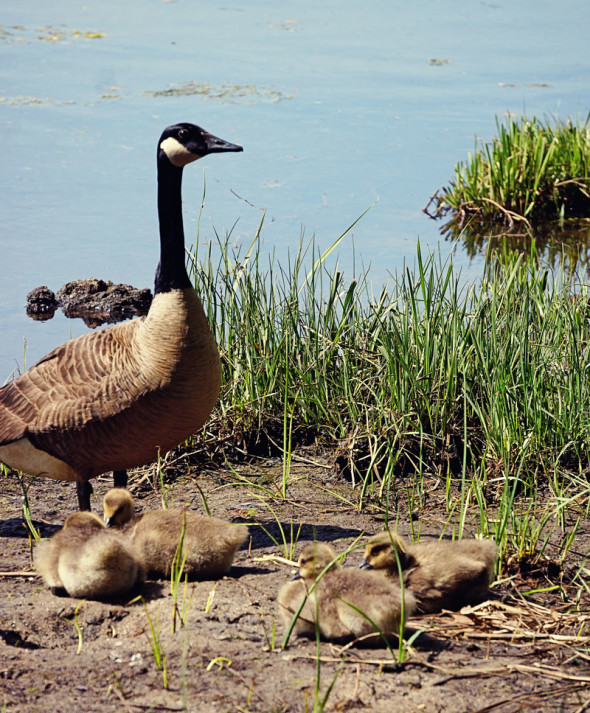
xmin=154 ymin=153 xmax=193 ymax=294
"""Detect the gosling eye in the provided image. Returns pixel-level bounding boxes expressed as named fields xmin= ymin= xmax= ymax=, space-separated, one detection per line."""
xmin=178 ymin=128 xmax=189 ymax=140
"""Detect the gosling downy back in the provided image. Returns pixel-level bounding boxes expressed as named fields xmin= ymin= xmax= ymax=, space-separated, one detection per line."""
xmin=103 ymin=488 xmax=248 ymax=579
xmin=278 ymin=542 xmax=415 ymax=641
xmin=0 ymin=123 xmax=242 ymax=510
xmin=34 ymin=511 xmax=144 ymax=600
xmin=361 ymin=530 xmax=497 ymax=613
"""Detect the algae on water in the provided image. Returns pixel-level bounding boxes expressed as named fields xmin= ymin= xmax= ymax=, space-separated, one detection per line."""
xmin=144 ymin=81 xmax=293 ymax=105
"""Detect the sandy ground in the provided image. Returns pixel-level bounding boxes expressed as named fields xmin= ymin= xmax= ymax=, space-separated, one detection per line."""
xmin=1 ymin=460 xmax=589 ymax=713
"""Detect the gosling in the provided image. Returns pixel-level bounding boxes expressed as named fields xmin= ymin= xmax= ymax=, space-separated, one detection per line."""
xmin=278 ymin=542 xmax=415 ymax=641
xmin=360 ymin=530 xmax=497 ymax=613
xmin=34 ymin=511 xmax=144 ymax=600
xmin=102 ymin=488 xmax=248 ymax=579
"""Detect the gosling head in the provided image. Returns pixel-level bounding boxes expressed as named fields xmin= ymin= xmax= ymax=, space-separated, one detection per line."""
xmin=63 ymin=511 xmax=106 ymax=532
xmin=103 ymin=488 xmax=135 ymax=528
xmin=158 ymin=122 xmax=243 ymax=168
xmin=360 ymin=531 xmax=408 ymax=571
xmin=294 ymin=543 xmax=340 ymax=581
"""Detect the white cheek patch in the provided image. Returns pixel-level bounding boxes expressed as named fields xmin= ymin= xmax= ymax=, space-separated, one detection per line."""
xmin=160 ymin=136 xmax=201 ymax=167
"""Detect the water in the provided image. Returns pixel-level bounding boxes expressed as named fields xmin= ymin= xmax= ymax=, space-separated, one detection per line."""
xmin=1 ymin=0 xmax=588 ymax=376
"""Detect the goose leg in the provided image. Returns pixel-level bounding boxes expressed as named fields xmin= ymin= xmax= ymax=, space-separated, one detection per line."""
xmin=113 ymin=469 xmax=127 ymax=488
xmin=76 ymin=480 xmax=93 ymax=511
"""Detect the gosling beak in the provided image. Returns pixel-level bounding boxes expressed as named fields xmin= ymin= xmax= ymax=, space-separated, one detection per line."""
xmin=104 ymin=517 xmax=113 ymax=528
xmin=358 ymin=559 xmax=372 ymax=570
xmin=290 ymin=571 xmax=302 ymax=581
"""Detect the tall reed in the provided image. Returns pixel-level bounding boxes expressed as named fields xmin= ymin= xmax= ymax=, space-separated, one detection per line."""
xmin=188 ymin=233 xmax=590 ymax=504
xmin=435 ymin=114 xmax=590 ymax=225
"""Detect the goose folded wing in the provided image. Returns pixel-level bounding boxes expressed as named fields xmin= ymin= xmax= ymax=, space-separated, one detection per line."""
xmin=0 ymin=319 xmax=142 ymax=446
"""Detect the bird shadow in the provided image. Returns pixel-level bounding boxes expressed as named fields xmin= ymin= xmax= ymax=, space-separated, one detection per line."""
xmin=227 ymin=564 xmax=274 ymax=578
xmin=133 ymin=580 xmax=165 ymax=603
xmin=291 ymin=626 xmax=446 ymax=653
xmin=0 ymin=628 xmax=41 ymax=650
xmin=0 ymin=517 xmax=60 ymax=539
xmin=248 ymin=521 xmax=367 ymax=552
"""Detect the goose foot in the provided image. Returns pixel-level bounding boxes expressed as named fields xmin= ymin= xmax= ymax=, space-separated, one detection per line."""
xmin=76 ymin=480 xmax=94 ymax=511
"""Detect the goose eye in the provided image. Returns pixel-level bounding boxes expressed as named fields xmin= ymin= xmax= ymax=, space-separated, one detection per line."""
xmin=178 ymin=128 xmax=189 ymax=140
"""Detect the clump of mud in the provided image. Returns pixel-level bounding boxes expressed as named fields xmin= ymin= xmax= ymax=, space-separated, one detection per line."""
xmin=26 ymin=278 xmax=152 ymax=327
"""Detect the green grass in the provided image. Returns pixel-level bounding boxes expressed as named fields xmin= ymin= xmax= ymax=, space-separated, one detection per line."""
xmin=432 ymin=114 xmax=590 ymax=227
xmin=60 ymin=600 xmax=85 ymax=655
xmin=186 ymin=229 xmax=590 ymax=572
xmin=142 ymin=599 xmax=169 ymax=689
xmin=170 ymin=512 xmax=194 ymax=634
xmin=15 ymin=471 xmax=41 ymax=545
xmin=191 ymin=234 xmax=590 ymax=493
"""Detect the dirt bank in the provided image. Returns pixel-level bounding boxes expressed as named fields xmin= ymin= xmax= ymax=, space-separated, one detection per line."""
xmin=1 ymin=461 xmax=588 ymax=712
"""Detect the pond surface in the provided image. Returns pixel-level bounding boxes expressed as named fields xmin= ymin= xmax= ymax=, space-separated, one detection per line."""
xmin=1 ymin=0 xmax=588 ymax=376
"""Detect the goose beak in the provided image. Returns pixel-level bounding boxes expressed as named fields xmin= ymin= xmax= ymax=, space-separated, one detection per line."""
xmin=202 ymin=131 xmax=243 ymax=155
xmin=358 ymin=559 xmax=372 ymax=570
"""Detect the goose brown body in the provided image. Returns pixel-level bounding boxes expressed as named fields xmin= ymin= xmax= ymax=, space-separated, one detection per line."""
xmin=103 ymin=488 xmax=248 ymax=579
xmin=0 ymin=291 xmax=219 ymax=478
xmin=361 ymin=531 xmax=497 ymax=613
xmin=0 ymin=123 xmax=241 ymax=509
xmin=278 ymin=542 xmax=415 ymax=640
xmin=34 ymin=511 xmax=144 ymax=600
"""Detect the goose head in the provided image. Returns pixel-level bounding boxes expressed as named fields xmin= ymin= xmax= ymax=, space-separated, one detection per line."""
xmin=158 ymin=122 xmax=243 ymax=168
xmin=359 ymin=531 xmax=408 ymax=571
xmin=103 ymin=487 xmax=135 ymax=528
xmin=63 ymin=511 xmax=106 ymax=532
xmin=293 ymin=542 xmax=340 ymax=581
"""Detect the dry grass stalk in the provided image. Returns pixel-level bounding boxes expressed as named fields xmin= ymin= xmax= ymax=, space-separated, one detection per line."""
xmin=418 ymin=599 xmax=589 ymax=649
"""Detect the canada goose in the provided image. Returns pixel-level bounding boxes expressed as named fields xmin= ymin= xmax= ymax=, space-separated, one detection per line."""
xmin=0 ymin=123 xmax=242 ymax=511
xmin=102 ymin=488 xmax=248 ymax=579
xmin=360 ymin=531 xmax=497 ymax=613
xmin=34 ymin=511 xmax=144 ymax=599
xmin=278 ymin=542 xmax=415 ymax=640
